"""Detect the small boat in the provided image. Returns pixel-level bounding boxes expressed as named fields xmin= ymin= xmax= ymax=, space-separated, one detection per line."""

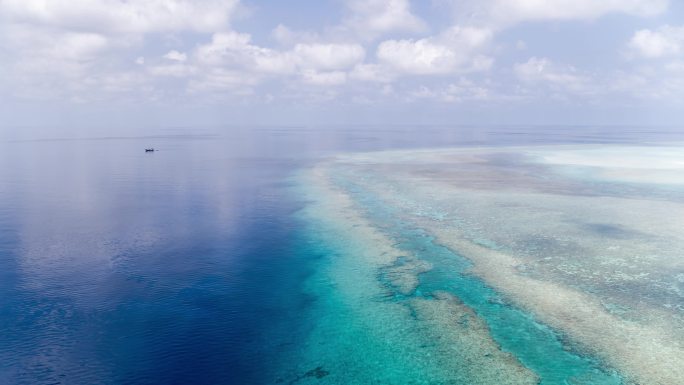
xmin=145 ymin=148 xmax=155 ymax=152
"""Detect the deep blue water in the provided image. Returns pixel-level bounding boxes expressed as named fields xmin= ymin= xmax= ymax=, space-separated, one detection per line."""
xmin=1 ymin=126 xmax=682 ymax=384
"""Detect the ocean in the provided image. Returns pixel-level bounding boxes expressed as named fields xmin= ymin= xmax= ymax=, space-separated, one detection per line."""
xmin=0 ymin=126 xmax=682 ymax=384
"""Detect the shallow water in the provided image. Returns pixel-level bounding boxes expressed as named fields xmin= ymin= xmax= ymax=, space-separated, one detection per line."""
xmin=1 ymin=126 xmax=682 ymax=384
xmin=311 ymin=144 xmax=683 ymax=384
xmin=335 ymin=175 xmax=623 ymax=384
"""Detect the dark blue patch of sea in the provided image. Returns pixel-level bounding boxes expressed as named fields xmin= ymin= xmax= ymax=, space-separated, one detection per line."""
xmin=0 ymin=125 xmax=681 ymax=384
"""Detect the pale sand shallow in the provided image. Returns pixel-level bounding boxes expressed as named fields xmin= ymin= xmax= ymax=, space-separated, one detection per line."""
xmin=322 ymin=145 xmax=684 ymax=385
xmin=409 ymin=292 xmax=538 ymax=384
xmin=283 ymin=165 xmax=539 ymax=384
xmin=433 ymin=230 xmax=683 ymax=385
xmin=529 ymin=146 xmax=684 ymax=185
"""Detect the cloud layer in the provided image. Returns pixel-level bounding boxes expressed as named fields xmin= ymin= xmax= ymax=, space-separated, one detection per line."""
xmin=0 ymin=0 xmax=681 ymax=124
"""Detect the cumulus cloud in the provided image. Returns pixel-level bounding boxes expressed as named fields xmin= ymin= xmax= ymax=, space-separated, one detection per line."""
xmin=193 ymin=31 xmax=296 ymax=77
xmin=164 ymin=50 xmax=188 ymax=62
xmin=377 ymin=26 xmax=493 ymax=75
xmin=294 ymin=44 xmax=365 ymax=70
xmin=300 ymin=70 xmax=348 ymax=86
xmin=628 ymin=25 xmax=684 ymax=58
xmin=515 ymin=57 xmax=595 ymax=95
xmin=149 ymin=63 xmax=196 ymax=77
xmin=408 ymin=78 xmax=491 ymax=103
xmin=0 ymin=0 xmax=241 ymax=100
xmin=349 ymin=64 xmax=396 ymax=83
xmin=0 ymin=0 xmax=678 ymax=112
xmin=187 ymin=68 xmax=259 ymax=94
xmin=343 ymin=0 xmax=426 ymax=39
xmin=196 ymin=32 xmax=365 ymax=75
xmin=0 ymin=0 xmax=240 ymax=34
xmin=2 ymin=24 xmax=110 ymax=65
xmin=452 ymin=0 xmax=668 ymax=29
xmin=175 ymin=31 xmax=368 ymax=94
xmin=0 ymin=22 xmax=116 ymax=99
xmin=272 ymin=0 xmax=424 ymax=49
xmin=270 ymin=24 xmax=319 ymax=46
xmin=512 ymin=55 xmax=684 ymax=102
xmin=609 ymin=64 xmax=684 ymax=101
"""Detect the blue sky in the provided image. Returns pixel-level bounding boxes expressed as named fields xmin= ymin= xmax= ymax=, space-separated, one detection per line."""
xmin=0 ymin=0 xmax=683 ymax=127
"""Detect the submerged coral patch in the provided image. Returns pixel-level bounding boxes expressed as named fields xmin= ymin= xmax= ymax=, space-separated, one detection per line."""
xmin=313 ymin=144 xmax=683 ymax=385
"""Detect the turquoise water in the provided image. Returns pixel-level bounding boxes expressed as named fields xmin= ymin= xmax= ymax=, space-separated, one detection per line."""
xmin=3 ymin=126 xmax=681 ymax=384
xmin=298 ymin=173 xmax=625 ymax=384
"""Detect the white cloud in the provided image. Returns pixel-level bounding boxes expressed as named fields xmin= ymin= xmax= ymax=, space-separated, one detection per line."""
xmin=163 ymin=50 xmax=187 ymax=62
xmin=293 ymin=43 xmax=365 ymax=71
xmin=252 ymin=51 xmax=299 ymax=75
xmin=408 ymin=78 xmax=491 ymax=102
xmin=270 ymin=24 xmax=319 ymax=46
xmin=195 ymin=31 xmax=252 ymax=66
xmin=0 ymin=0 xmax=241 ymax=101
xmin=515 ymin=57 xmax=595 ymax=95
xmin=664 ymin=60 xmax=684 ymax=72
xmin=343 ymin=0 xmax=426 ymax=39
xmin=3 ymin=25 xmax=110 ymax=65
xmin=377 ymin=26 xmax=493 ymax=75
xmin=300 ymin=70 xmax=347 ymax=86
xmin=195 ymin=32 xmax=294 ymax=74
xmin=149 ymin=63 xmax=196 ymax=77
xmin=0 ymin=22 xmax=113 ymax=98
xmin=187 ymin=68 xmax=258 ymax=93
xmin=52 ymin=32 xmax=110 ymax=60
xmin=0 ymin=0 xmax=240 ymax=34
xmin=350 ymin=63 xmax=395 ymax=83
xmin=377 ymin=39 xmax=455 ymax=74
xmin=0 ymin=0 xmax=678 ymax=112
xmin=453 ymin=0 xmax=668 ymax=29
xmin=180 ymin=32 xmax=367 ymax=95
xmin=270 ymin=0 xmax=424 ymax=49
xmin=195 ymin=32 xmax=364 ymax=76
xmin=97 ymin=71 xmax=147 ymax=93
xmin=628 ymin=25 xmax=684 ymax=58
xmin=510 ymin=56 xmax=684 ymax=103
xmin=609 ymin=64 xmax=684 ymax=101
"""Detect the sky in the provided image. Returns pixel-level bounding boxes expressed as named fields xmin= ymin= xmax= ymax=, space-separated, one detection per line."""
xmin=0 ymin=0 xmax=683 ymax=128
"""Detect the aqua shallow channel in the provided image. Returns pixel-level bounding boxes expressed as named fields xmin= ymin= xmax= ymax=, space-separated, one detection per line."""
xmin=335 ymin=175 xmax=624 ymax=385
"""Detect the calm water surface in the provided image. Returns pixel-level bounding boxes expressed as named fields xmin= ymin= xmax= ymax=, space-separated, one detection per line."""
xmin=0 ymin=126 xmax=682 ymax=384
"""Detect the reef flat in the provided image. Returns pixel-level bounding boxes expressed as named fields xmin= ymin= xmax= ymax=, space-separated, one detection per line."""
xmin=298 ymin=144 xmax=683 ymax=385
xmin=277 ymin=166 xmax=539 ymax=384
